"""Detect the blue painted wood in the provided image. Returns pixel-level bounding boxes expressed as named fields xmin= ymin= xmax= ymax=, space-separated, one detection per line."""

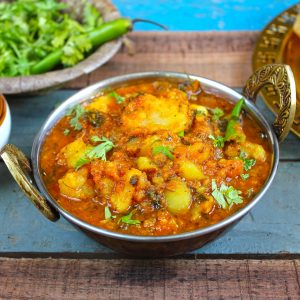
xmin=1 ymin=90 xmax=300 ymax=255
xmin=114 ymin=0 xmax=299 ymax=31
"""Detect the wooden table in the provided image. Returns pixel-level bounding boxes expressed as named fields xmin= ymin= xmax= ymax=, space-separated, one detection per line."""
xmin=1 ymin=32 xmax=300 ymax=299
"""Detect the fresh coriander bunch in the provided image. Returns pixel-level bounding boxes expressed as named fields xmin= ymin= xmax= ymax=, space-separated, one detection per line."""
xmin=0 ymin=0 xmax=103 ymax=77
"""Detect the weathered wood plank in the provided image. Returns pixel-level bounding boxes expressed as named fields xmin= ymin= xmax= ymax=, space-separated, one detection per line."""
xmin=65 ymin=31 xmax=258 ymax=89
xmin=0 ymin=258 xmax=299 ymax=299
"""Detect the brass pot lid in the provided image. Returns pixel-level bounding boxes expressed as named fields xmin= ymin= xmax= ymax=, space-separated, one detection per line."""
xmin=253 ymin=3 xmax=300 ymax=138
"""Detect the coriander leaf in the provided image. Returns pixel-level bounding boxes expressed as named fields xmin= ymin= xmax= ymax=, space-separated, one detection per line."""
xmin=109 ymin=91 xmax=125 ymax=104
xmin=240 ymin=173 xmax=249 ymax=180
xmin=66 ymin=104 xmax=85 ymax=131
xmin=152 ymin=145 xmax=174 ymax=160
xmin=86 ymin=137 xmax=115 ymax=161
xmin=62 ymin=34 xmax=92 ymax=66
xmin=0 ymin=0 xmax=101 ymax=77
xmin=211 ymin=179 xmax=227 ymax=209
xmin=240 ymin=151 xmax=256 ymax=171
xmin=74 ymin=157 xmax=90 ymax=170
xmin=224 ymin=186 xmax=243 ymax=207
xmin=211 ymin=179 xmax=243 ymax=209
xmin=209 ymin=134 xmax=225 ymax=148
xmin=104 ymin=206 xmax=115 ymax=220
xmin=75 ymin=137 xmax=115 ymax=170
xmin=118 ymin=211 xmax=140 ymax=225
xmin=63 ymin=129 xmax=70 ymax=135
xmin=177 ymin=130 xmax=185 ymax=138
xmin=240 ymin=151 xmax=247 ymax=159
xmin=90 ymin=135 xmax=102 ymax=143
xmin=243 ymin=158 xmax=256 ymax=171
xmin=211 ymin=179 xmax=218 ymax=191
xmin=211 ymin=107 xmax=224 ymax=121
xmin=83 ymin=0 xmax=103 ymax=30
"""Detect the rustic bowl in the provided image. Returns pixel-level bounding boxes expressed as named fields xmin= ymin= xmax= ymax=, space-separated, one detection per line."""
xmin=0 ymin=0 xmax=122 ymax=95
xmin=0 ymin=64 xmax=296 ymax=257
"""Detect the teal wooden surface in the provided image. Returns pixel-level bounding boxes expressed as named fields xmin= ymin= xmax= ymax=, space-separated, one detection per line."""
xmin=1 ymin=90 xmax=300 ymax=255
xmin=114 ymin=0 xmax=299 ymax=31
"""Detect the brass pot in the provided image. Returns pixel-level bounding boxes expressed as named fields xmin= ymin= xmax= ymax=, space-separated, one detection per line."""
xmin=1 ymin=64 xmax=296 ymax=257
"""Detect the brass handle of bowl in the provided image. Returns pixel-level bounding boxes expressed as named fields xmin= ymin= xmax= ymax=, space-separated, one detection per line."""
xmin=243 ymin=64 xmax=296 ymax=142
xmin=0 ymin=144 xmax=59 ymax=222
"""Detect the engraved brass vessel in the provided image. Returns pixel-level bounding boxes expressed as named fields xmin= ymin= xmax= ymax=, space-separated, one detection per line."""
xmin=253 ymin=3 xmax=300 ymax=138
xmin=0 ymin=64 xmax=296 ymax=257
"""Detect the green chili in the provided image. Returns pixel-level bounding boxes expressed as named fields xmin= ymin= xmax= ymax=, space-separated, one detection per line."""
xmin=89 ymin=18 xmax=132 ymax=46
xmin=224 ymin=98 xmax=245 ymax=142
xmin=31 ymin=18 xmax=132 ymax=75
xmin=31 ymin=49 xmax=63 ymax=75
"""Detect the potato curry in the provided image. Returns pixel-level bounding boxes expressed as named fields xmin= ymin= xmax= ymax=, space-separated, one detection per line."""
xmin=40 ymin=79 xmax=271 ymax=236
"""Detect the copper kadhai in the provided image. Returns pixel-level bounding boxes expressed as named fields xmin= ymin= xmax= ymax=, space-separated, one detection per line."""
xmin=253 ymin=3 xmax=300 ymax=138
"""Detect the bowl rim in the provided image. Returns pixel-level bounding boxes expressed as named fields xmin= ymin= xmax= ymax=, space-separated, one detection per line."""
xmin=31 ymin=71 xmax=280 ymax=243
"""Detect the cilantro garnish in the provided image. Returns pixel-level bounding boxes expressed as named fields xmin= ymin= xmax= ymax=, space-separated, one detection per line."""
xmin=83 ymin=0 xmax=103 ymax=30
xmin=240 ymin=151 xmax=256 ymax=171
xmin=177 ymin=131 xmax=185 ymax=138
xmin=63 ymin=129 xmax=70 ymax=136
xmin=66 ymin=104 xmax=85 ymax=131
xmin=152 ymin=145 xmax=174 ymax=160
xmin=0 ymin=0 xmax=103 ymax=77
xmin=211 ymin=107 xmax=224 ymax=121
xmin=240 ymin=173 xmax=249 ymax=181
xmin=86 ymin=137 xmax=115 ymax=160
xmin=209 ymin=134 xmax=225 ymax=148
xmin=118 ymin=211 xmax=140 ymax=225
xmin=211 ymin=179 xmax=243 ymax=209
xmin=90 ymin=135 xmax=102 ymax=143
xmin=104 ymin=206 xmax=116 ymax=220
xmin=62 ymin=34 xmax=92 ymax=67
xmin=109 ymin=91 xmax=125 ymax=104
xmin=75 ymin=157 xmax=90 ymax=170
xmin=75 ymin=136 xmax=115 ymax=170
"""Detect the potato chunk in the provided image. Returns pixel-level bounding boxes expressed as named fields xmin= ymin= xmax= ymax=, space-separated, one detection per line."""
xmin=165 ymin=179 xmax=192 ymax=215
xmin=60 ymin=138 xmax=91 ymax=168
xmin=85 ymin=95 xmax=119 ymax=113
xmin=136 ymin=156 xmax=157 ymax=172
xmin=177 ymin=160 xmax=206 ymax=180
xmin=121 ymin=91 xmax=191 ymax=134
xmin=110 ymin=168 xmax=150 ymax=213
xmin=110 ymin=184 xmax=134 ymax=213
xmin=58 ymin=168 xmax=95 ymax=200
xmin=241 ymin=141 xmax=266 ymax=162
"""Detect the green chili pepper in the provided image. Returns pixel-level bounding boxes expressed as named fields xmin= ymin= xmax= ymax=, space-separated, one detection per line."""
xmin=224 ymin=98 xmax=245 ymax=142
xmin=89 ymin=18 xmax=132 ymax=46
xmin=31 ymin=49 xmax=64 ymax=75
xmin=31 ymin=18 xmax=132 ymax=75
xmin=31 ymin=18 xmax=166 ymax=75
